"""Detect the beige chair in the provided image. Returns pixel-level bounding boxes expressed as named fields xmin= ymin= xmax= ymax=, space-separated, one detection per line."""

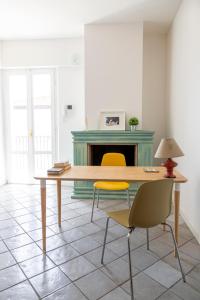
xmin=91 ymin=153 xmax=130 ymax=222
xmin=101 ymin=179 xmax=186 ymax=300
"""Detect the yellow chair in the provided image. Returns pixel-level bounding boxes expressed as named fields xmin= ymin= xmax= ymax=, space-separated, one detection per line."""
xmin=91 ymin=153 xmax=130 ymax=222
xmin=101 ymin=179 xmax=186 ymax=300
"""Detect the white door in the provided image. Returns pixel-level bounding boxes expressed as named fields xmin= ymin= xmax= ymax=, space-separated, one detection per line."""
xmin=5 ymin=69 xmax=56 ymax=183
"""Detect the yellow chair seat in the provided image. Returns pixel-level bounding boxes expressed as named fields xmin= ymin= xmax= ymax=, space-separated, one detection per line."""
xmin=107 ymin=209 xmax=130 ymax=228
xmin=94 ymin=181 xmax=129 ymax=191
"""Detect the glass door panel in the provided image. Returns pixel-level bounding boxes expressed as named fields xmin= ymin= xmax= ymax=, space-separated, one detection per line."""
xmin=9 ymin=74 xmax=27 ymax=106
xmin=34 ymin=108 xmax=52 ymax=151
xmin=32 ymin=73 xmax=51 ymax=106
xmin=8 ymin=73 xmax=29 ymax=182
xmin=32 ymin=72 xmax=53 ymax=175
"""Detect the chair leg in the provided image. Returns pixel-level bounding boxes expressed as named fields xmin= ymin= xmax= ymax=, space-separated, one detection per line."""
xmin=163 ymin=223 xmax=186 ymax=282
xmin=127 ymin=230 xmax=134 ymax=300
xmin=127 ymin=189 xmax=131 ymax=208
xmin=96 ymin=190 xmax=100 ymax=208
xmin=146 ymin=228 xmax=150 ymax=250
xmin=91 ymin=189 xmax=96 ymax=222
xmin=101 ymin=217 xmax=109 ymax=264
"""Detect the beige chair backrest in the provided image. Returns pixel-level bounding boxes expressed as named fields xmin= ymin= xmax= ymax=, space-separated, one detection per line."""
xmin=101 ymin=153 xmax=126 ymax=166
xmin=129 ymin=179 xmax=173 ymax=228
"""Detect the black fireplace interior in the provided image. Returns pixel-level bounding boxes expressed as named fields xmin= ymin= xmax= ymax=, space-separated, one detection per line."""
xmin=89 ymin=144 xmax=136 ymax=166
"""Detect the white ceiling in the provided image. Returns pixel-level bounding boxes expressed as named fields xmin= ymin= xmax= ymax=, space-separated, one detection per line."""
xmin=0 ymin=0 xmax=181 ymax=39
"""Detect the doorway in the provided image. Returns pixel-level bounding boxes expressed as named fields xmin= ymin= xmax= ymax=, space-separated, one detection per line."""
xmin=4 ymin=69 xmax=56 ymax=183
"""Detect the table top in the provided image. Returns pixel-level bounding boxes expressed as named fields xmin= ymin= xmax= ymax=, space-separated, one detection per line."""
xmin=34 ymin=166 xmax=187 ymax=183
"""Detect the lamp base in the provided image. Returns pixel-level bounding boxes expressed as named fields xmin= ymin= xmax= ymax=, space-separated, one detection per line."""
xmin=163 ymin=158 xmax=177 ymax=178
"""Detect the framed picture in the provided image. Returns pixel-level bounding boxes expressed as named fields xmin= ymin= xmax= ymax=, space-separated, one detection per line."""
xmin=99 ymin=111 xmax=125 ymax=130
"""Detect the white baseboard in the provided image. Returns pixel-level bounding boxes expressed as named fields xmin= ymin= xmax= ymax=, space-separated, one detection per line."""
xmin=180 ymin=208 xmax=200 ymax=244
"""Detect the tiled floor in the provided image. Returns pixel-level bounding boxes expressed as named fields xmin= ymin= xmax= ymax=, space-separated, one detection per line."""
xmin=0 ymin=184 xmax=200 ymax=299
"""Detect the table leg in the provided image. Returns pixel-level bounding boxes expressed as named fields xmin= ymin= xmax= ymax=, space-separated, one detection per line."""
xmin=40 ymin=179 xmax=46 ymax=253
xmin=57 ymin=180 xmax=62 ymax=227
xmin=174 ymin=183 xmax=180 ymax=244
xmin=174 ymin=183 xmax=180 ymax=256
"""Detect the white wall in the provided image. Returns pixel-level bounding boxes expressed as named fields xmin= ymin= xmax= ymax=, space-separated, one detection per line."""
xmin=0 ymin=42 xmax=6 ymax=185
xmin=1 ymin=38 xmax=84 ymax=168
xmin=57 ymin=67 xmax=84 ymax=163
xmin=167 ymin=0 xmax=200 ymax=242
xmin=143 ymin=33 xmax=166 ymax=159
xmin=0 ymin=41 xmax=2 ymax=66
xmin=2 ymin=38 xmax=83 ymax=67
xmin=85 ymin=24 xmax=143 ymax=129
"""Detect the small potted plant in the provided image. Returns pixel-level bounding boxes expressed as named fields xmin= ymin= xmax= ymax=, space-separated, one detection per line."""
xmin=128 ymin=117 xmax=139 ymax=131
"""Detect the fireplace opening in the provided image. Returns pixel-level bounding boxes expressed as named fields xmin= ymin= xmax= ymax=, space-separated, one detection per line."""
xmin=88 ymin=144 xmax=136 ymax=166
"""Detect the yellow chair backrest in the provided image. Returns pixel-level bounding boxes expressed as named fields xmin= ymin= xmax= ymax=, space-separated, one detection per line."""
xmin=128 ymin=179 xmax=173 ymax=228
xmin=101 ymin=153 xmax=126 ymax=166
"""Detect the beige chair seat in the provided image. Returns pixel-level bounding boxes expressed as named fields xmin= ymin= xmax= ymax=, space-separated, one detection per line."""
xmin=107 ymin=209 xmax=130 ymax=228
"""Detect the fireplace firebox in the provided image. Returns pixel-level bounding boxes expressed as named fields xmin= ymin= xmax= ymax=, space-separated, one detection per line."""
xmin=88 ymin=144 xmax=136 ymax=166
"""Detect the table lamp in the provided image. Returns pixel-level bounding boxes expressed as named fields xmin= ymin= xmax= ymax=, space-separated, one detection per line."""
xmin=155 ymin=138 xmax=184 ymax=178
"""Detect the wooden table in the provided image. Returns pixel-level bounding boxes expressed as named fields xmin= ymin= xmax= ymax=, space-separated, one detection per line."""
xmin=34 ymin=166 xmax=187 ymax=253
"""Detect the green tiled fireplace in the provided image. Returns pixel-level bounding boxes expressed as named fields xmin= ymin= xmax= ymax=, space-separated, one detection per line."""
xmin=71 ymin=130 xmax=154 ymax=199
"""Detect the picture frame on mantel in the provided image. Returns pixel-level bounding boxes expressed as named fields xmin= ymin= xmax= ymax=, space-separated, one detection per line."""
xmin=99 ymin=111 xmax=125 ymax=130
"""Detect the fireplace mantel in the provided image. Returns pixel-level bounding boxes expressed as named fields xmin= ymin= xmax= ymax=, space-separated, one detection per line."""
xmin=71 ymin=130 xmax=154 ymax=143
xmin=71 ymin=130 xmax=154 ymax=199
